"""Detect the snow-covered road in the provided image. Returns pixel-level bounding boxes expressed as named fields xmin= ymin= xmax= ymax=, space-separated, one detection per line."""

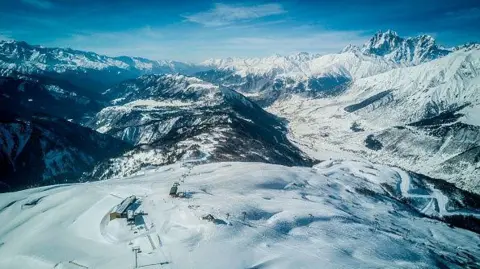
xmin=393 ymin=167 xmax=480 ymax=218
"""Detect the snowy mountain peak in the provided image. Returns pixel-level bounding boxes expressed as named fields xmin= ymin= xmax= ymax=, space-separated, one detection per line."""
xmin=363 ymin=30 xmax=404 ymax=55
xmin=360 ymin=30 xmax=450 ymax=64
xmin=454 ymin=42 xmax=480 ymax=52
xmin=0 ymin=39 xmax=30 ymax=47
xmin=341 ymin=44 xmax=360 ymax=53
xmin=200 ymin=31 xmax=455 ymax=80
xmin=286 ymin=52 xmax=320 ymax=61
xmin=295 ymin=51 xmax=310 ymax=56
xmin=383 ymin=29 xmax=399 ymax=36
xmin=363 ymin=30 xmax=416 ymax=53
xmin=0 ymin=40 xmax=206 ymax=85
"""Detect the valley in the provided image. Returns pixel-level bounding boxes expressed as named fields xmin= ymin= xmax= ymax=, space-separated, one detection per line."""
xmin=1 ymin=28 xmax=480 ymax=268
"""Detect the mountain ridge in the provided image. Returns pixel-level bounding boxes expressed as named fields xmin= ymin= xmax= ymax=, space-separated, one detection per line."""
xmin=86 ymin=74 xmax=314 ymax=179
xmin=268 ymin=47 xmax=480 ymax=193
xmin=1 ymin=30 xmax=479 ymax=194
xmin=2 ymin=30 xmax=471 ymax=80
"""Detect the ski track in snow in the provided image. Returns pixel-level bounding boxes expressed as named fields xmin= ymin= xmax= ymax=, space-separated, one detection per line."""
xmin=393 ymin=167 xmax=480 ymax=217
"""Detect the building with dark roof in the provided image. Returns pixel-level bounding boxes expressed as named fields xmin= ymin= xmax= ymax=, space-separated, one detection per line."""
xmin=110 ymin=195 xmax=137 ymax=220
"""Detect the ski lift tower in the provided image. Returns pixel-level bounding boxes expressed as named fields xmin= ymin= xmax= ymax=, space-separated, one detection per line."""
xmin=132 ymin=246 xmax=141 ymax=268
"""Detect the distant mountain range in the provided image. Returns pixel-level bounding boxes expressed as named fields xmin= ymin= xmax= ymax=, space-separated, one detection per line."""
xmin=0 ymin=40 xmax=207 ymax=92
xmin=0 ymin=30 xmax=465 ymax=89
xmin=196 ymin=31 xmax=470 ymax=106
xmin=1 ymin=30 xmax=479 ymax=194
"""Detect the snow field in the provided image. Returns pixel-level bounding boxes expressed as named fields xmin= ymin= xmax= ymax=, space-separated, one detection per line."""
xmin=0 ymin=161 xmax=479 ymax=268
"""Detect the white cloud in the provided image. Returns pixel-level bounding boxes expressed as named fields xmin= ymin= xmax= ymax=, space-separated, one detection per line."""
xmin=183 ymin=3 xmax=286 ymax=27
xmin=21 ymin=0 xmax=53 ymax=9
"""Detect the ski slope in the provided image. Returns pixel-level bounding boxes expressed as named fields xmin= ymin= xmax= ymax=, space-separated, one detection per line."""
xmin=0 ymin=161 xmax=479 ymax=268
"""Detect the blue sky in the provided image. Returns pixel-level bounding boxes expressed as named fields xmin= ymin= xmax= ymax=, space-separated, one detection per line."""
xmin=0 ymin=0 xmax=479 ymax=62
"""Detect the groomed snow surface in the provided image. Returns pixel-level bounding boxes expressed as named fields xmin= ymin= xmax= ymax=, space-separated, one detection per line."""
xmin=0 ymin=160 xmax=479 ymax=269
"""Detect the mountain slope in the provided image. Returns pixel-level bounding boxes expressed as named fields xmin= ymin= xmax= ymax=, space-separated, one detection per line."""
xmin=0 ymin=160 xmax=479 ymax=268
xmin=343 ymin=30 xmax=451 ymax=65
xmin=196 ymin=31 xmax=455 ymax=106
xmin=87 ymin=75 xmax=313 ymax=179
xmin=0 ymin=40 xmax=206 ymax=91
xmin=0 ymin=70 xmax=133 ymax=191
xmin=196 ymin=51 xmax=398 ymax=106
xmin=343 ymin=47 xmax=479 ymax=124
xmin=0 ymin=74 xmax=104 ymax=122
xmin=0 ymin=111 xmax=130 ymax=192
xmin=269 ymin=47 xmax=480 ymax=193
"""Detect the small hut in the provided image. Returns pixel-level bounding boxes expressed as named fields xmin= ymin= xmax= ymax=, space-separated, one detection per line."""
xmin=169 ymin=182 xmax=180 ymax=197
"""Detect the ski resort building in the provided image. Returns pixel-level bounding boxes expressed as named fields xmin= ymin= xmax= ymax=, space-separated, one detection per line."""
xmin=110 ymin=195 xmax=137 ymax=220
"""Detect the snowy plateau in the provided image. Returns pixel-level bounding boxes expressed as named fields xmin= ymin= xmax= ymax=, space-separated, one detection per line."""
xmin=1 ymin=30 xmax=480 ymax=268
xmin=1 ymin=161 xmax=480 ymax=269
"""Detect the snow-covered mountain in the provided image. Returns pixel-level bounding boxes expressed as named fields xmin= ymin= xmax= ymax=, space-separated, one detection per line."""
xmin=87 ymin=74 xmax=313 ymax=179
xmin=196 ymin=31 xmax=455 ymax=106
xmin=0 ymin=74 xmax=104 ymax=122
xmin=201 ymin=52 xmax=321 ymax=77
xmin=1 ymin=32 xmax=454 ymax=106
xmin=194 ymin=31 xmax=462 ymax=106
xmin=0 ymin=111 xmax=130 ymax=192
xmin=0 ymin=40 xmax=203 ymax=74
xmin=1 ymin=160 xmax=479 ymax=268
xmin=200 ymin=49 xmax=399 ymax=81
xmin=269 ymin=47 xmax=480 ymax=193
xmin=346 ymin=47 xmax=480 ymax=191
xmin=1 ymin=31 xmax=479 ymax=194
xmin=343 ymin=30 xmax=451 ymax=65
xmin=1 ymin=29 xmax=480 ymax=269
xmin=0 ymin=40 xmax=206 ymax=91
xmin=196 ymin=52 xmax=398 ymax=106
xmin=0 ymin=72 xmax=131 ymax=191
